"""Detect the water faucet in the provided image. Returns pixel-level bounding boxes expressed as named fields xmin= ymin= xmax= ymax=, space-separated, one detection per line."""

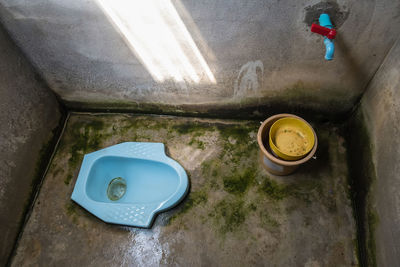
xmin=311 ymin=14 xmax=336 ymax=61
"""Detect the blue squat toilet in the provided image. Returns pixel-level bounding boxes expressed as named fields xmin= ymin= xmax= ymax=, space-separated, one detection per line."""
xmin=71 ymin=142 xmax=189 ymax=228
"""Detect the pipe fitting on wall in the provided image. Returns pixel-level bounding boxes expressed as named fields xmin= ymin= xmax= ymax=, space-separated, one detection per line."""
xmin=311 ymin=13 xmax=336 ymax=61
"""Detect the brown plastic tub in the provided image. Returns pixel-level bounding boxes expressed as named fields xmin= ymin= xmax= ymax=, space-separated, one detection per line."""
xmin=257 ymin=114 xmax=318 ymax=175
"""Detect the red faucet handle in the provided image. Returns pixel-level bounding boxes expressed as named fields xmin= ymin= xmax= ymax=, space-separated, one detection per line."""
xmin=311 ymin=23 xmax=337 ymax=39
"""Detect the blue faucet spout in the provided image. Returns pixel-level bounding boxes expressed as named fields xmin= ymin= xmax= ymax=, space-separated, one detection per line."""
xmin=319 ymin=13 xmax=334 ymax=61
xmin=324 ymin=38 xmax=334 ymax=60
xmin=319 ymin=14 xmax=333 ymax=28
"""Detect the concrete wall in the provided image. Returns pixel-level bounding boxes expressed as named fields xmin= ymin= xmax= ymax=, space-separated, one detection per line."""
xmin=0 ymin=24 xmax=62 ymax=264
xmin=0 ymin=0 xmax=399 ymax=118
xmin=358 ymin=37 xmax=400 ymax=266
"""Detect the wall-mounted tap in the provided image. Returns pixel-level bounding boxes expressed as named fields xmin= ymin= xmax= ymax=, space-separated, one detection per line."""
xmin=311 ymin=14 xmax=336 ymax=61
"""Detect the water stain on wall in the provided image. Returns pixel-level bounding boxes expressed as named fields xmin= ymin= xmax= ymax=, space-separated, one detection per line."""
xmin=233 ymin=60 xmax=264 ymax=98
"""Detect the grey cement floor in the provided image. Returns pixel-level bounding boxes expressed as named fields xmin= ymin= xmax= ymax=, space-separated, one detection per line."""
xmin=11 ymin=113 xmax=358 ymax=266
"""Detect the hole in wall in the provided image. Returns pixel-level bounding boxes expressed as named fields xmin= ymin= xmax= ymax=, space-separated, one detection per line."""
xmin=304 ymin=1 xmax=349 ymax=28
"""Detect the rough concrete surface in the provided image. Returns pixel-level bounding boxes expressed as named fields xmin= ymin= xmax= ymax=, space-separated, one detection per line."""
xmin=0 ymin=24 xmax=61 ymax=265
xmin=11 ymin=113 xmax=357 ymax=266
xmin=360 ymin=37 xmax=400 ymax=267
xmin=0 ymin=0 xmax=399 ymax=117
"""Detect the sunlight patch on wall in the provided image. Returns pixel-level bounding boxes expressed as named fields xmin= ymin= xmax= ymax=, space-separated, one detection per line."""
xmin=96 ymin=0 xmax=216 ymax=84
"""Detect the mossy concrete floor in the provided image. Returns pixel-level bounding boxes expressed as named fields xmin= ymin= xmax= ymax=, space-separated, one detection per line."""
xmin=11 ymin=113 xmax=357 ymax=266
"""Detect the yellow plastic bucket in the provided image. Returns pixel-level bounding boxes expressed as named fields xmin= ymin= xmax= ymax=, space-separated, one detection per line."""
xmin=269 ymin=117 xmax=315 ymax=161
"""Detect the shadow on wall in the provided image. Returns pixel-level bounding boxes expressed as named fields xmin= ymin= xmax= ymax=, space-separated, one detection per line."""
xmin=335 ymin=35 xmax=370 ymax=95
xmin=95 ymin=0 xmax=217 ymax=85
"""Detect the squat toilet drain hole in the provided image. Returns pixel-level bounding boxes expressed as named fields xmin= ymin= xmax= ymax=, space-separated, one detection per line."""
xmin=107 ymin=177 xmax=127 ymax=201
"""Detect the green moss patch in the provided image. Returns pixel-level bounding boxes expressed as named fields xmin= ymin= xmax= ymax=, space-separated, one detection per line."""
xmin=216 ymin=123 xmax=255 ymax=142
xmin=65 ymin=202 xmax=76 ymax=216
xmin=65 ymin=202 xmax=80 ymax=225
xmin=172 ymin=122 xmax=209 ymax=135
xmin=210 ymin=198 xmax=247 ymax=234
xmin=259 ymin=178 xmax=289 ymax=200
xmin=169 ymin=190 xmax=208 ymax=224
xmin=68 ymin=120 xmax=105 ymax=169
xmin=259 ymin=176 xmax=322 ymax=205
xmin=259 ymin=210 xmax=280 ymax=228
xmin=367 ymin=209 xmax=379 ymax=266
xmin=345 ymin=109 xmax=378 ymax=267
xmin=180 ymin=190 xmax=208 ymax=214
xmin=64 ymin=174 xmax=73 ymax=185
xmin=223 ymin=168 xmax=257 ymax=195
xmin=188 ymin=138 xmax=205 ymax=149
